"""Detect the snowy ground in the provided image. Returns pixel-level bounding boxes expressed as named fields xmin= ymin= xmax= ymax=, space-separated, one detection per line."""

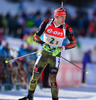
xmin=0 ymin=85 xmax=96 ymax=100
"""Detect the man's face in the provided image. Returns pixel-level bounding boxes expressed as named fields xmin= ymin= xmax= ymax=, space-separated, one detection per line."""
xmin=56 ymin=15 xmax=66 ymax=25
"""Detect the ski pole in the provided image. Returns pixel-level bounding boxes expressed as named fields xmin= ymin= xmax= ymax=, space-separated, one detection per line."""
xmin=5 ymin=50 xmax=41 ymax=63
xmin=61 ymin=0 xmax=64 ymax=8
xmin=60 ymin=56 xmax=89 ymax=74
xmin=61 ymin=0 xmax=66 ymax=8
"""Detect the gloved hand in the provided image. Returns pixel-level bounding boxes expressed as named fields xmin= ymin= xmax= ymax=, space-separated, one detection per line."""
xmin=52 ymin=47 xmax=62 ymax=56
xmin=43 ymin=43 xmax=51 ymax=52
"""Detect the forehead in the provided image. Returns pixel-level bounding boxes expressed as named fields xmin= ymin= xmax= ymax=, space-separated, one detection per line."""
xmin=58 ymin=15 xmax=66 ymax=18
xmin=60 ymin=15 xmax=66 ymax=17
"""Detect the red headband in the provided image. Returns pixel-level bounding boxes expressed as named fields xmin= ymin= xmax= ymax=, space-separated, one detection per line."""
xmin=54 ymin=8 xmax=66 ymax=17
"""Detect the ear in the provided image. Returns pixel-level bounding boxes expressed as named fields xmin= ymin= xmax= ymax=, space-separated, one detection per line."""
xmin=55 ymin=16 xmax=58 ymax=19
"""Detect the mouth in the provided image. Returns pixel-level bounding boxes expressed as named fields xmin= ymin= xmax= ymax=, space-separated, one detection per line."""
xmin=61 ymin=21 xmax=64 ymax=24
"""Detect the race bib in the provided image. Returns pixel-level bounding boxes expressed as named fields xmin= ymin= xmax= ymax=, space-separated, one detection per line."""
xmin=46 ymin=36 xmax=60 ymax=45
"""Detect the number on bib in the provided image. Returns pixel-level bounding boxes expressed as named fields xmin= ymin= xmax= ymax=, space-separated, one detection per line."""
xmin=46 ymin=36 xmax=60 ymax=45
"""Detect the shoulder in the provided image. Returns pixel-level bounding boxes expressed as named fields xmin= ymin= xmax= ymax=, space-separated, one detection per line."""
xmin=65 ymin=23 xmax=73 ymax=33
xmin=42 ymin=18 xmax=51 ymax=25
xmin=45 ymin=18 xmax=51 ymax=22
xmin=44 ymin=18 xmax=51 ymax=23
xmin=65 ymin=23 xmax=71 ymax=28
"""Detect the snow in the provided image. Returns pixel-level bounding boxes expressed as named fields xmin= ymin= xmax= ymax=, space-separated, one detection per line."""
xmin=0 ymin=85 xmax=96 ymax=100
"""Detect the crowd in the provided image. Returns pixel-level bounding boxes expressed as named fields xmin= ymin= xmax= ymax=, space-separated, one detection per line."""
xmin=0 ymin=7 xmax=96 ymax=40
xmin=0 ymin=7 xmax=96 ymax=87
xmin=0 ymin=41 xmax=37 ymax=85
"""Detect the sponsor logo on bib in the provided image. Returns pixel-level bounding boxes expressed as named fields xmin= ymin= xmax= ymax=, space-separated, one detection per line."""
xmin=46 ymin=28 xmax=64 ymax=38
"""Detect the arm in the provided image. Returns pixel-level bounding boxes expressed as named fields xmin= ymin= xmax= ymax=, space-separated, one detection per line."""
xmin=33 ymin=19 xmax=50 ymax=46
xmin=52 ymin=25 xmax=76 ymax=56
xmin=33 ymin=34 xmax=45 ymax=46
xmin=33 ymin=19 xmax=51 ymax=52
xmin=64 ymin=25 xmax=76 ymax=50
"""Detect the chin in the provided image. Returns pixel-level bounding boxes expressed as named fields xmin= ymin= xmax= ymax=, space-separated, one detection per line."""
xmin=61 ymin=23 xmax=64 ymax=25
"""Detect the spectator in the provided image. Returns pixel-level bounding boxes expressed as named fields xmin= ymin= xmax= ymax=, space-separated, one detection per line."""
xmin=25 ymin=43 xmax=37 ymax=61
xmin=44 ymin=7 xmax=52 ymax=19
xmin=88 ymin=20 xmax=95 ymax=38
xmin=35 ymin=14 xmax=42 ymax=27
xmin=21 ymin=10 xmax=27 ymax=21
xmin=26 ymin=29 xmax=37 ymax=45
xmin=82 ymin=50 xmax=92 ymax=83
xmin=93 ymin=9 xmax=96 ymax=20
xmin=2 ymin=15 xmax=8 ymax=35
xmin=0 ymin=28 xmax=3 ymax=41
xmin=17 ymin=43 xmax=28 ymax=76
xmin=17 ymin=15 xmax=25 ymax=26
xmin=10 ymin=14 xmax=18 ymax=37
xmin=26 ymin=17 xmax=35 ymax=28
xmin=18 ymin=66 xmax=27 ymax=85
xmin=8 ymin=62 xmax=19 ymax=84
xmin=0 ymin=42 xmax=10 ymax=59
xmin=17 ymin=15 xmax=25 ymax=38
xmin=0 ymin=65 xmax=7 ymax=84
xmin=0 ymin=41 xmax=1 ymax=46
xmin=22 ymin=22 xmax=30 ymax=37
xmin=17 ymin=44 xmax=26 ymax=62
xmin=5 ymin=12 xmax=11 ymax=35
xmin=0 ymin=14 xmax=3 ymax=28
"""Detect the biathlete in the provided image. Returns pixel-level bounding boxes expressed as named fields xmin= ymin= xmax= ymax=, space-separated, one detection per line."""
xmin=19 ymin=7 xmax=76 ymax=100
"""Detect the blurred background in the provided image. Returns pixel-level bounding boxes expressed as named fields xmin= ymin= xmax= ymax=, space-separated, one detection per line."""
xmin=0 ymin=0 xmax=96 ymax=92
